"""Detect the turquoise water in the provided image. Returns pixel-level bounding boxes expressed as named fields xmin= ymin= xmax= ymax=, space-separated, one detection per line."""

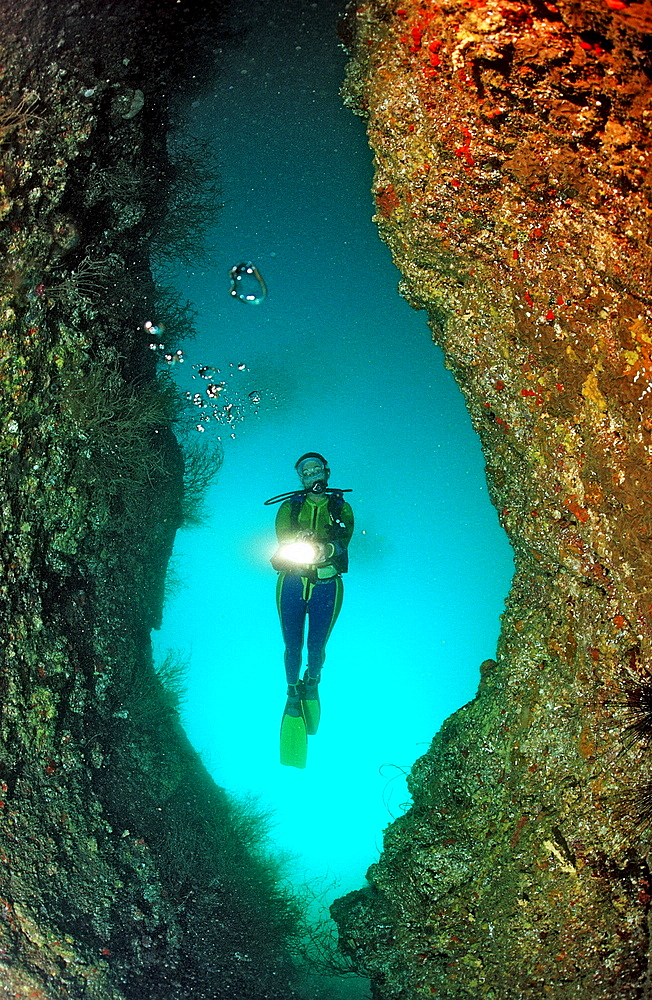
xmin=154 ymin=0 xmax=513 ymax=930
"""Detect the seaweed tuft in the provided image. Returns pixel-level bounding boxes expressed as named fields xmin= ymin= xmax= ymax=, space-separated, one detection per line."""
xmin=180 ymin=435 xmax=224 ymax=527
xmin=622 ymin=672 xmax=652 ymax=754
xmin=149 ymin=133 xmax=223 ymax=270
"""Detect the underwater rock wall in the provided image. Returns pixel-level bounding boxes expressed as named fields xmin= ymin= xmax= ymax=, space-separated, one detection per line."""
xmin=0 ymin=3 xmax=301 ymax=998
xmin=333 ymin=1 xmax=652 ymax=997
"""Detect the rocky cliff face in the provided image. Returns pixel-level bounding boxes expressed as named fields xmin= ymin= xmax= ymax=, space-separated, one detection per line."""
xmin=332 ymin=1 xmax=652 ymax=997
xmin=0 ymin=3 xmax=303 ymax=998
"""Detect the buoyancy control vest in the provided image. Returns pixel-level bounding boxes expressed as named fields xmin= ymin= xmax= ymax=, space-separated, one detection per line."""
xmin=287 ymin=491 xmax=350 ymax=575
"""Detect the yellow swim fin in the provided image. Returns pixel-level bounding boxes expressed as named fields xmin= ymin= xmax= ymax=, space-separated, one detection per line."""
xmin=280 ymin=687 xmax=307 ymax=768
xmin=301 ymin=674 xmax=321 ymax=736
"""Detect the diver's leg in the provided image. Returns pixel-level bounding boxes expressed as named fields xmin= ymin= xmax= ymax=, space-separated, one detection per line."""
xmin=277 ymin=573 xmax=309 ymax=768
xmin=276 ymin=573 xmax=307 ymax=686
xmin=305 ymin=576 xmax=344 ymax=677
xmin=301 ymin=577 xmax=343 ymax=735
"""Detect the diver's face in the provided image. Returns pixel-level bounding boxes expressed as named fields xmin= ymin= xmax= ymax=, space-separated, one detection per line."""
xmin=298 ymin=460 xmax=327 ymax=487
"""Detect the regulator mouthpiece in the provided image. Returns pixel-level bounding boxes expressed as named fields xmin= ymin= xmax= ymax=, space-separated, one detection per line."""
xmin=309 ymin=479 xmax=327 ymax=495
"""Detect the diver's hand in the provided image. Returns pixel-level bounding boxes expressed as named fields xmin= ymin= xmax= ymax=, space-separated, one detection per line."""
xmin=295 ymin=534 xmax=326 ymax=564
xmin=294 ymin=533 xmax=328 ymax=564
xmin=314 ymin=542 xmax=337 ymax=565
xmin=285 ymin=532 xmax=333 ymax=565
xmin=295 ymin=530 xmax=324 ymax=562
xmin=312 ymin=541 xmax=327 ymax=564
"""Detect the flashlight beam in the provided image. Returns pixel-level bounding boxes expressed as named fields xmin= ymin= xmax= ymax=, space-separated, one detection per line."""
xmin=279 ymin=540 xmax=319 ymax=565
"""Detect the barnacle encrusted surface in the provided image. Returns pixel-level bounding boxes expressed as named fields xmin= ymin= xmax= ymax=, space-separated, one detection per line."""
xmin=332 ymin=1 xmax=652 ymax=997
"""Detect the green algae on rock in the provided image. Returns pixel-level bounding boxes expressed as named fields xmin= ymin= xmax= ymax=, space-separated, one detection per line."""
xmin=0 ymin=2 xmax=304 ymax=998
xmin=333 ymin=0 xmax=652 ymax=997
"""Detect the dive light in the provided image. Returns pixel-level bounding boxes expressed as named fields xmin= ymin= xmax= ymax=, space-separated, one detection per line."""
xmin=277 ymin=540 xmax=321 ymax=565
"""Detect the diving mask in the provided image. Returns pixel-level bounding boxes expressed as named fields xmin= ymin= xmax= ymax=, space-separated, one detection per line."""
xmin=298 ymin=460 xmax=328 ymax=494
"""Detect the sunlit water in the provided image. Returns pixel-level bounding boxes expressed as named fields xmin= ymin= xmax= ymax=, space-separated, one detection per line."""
xmin=153 ymin=0 xmax=513 ymax=940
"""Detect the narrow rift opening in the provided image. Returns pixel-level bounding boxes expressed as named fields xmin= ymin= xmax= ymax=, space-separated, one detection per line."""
xmin=153 ymin=0 xmax=512 ymax=972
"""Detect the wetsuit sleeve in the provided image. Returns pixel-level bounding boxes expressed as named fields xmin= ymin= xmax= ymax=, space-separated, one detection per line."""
xmin=271 ymin=501 xmax=297 ymax=572
xmin=275 ymin=500 xmax=295 ymax=544
xmin=327 ymin=501 xmax=354 ymax=562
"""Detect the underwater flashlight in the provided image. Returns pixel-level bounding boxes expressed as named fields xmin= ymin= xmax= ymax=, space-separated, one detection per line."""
xmin=278 ymin=540 xmax=319 ymax=565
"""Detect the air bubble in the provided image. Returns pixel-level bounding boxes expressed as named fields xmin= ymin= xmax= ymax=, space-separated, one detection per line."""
xmin=229 ymin=262 xmax=267 ymax=304
xmin=206 ymin=383 xmax=226 ymax=399
xmin=186 ymin=358 xmax=267 ymax=434
xmin=144 ymin=320 xmax=166 ymax=337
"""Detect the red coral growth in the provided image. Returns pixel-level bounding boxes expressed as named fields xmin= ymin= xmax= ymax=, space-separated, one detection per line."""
xmin=424 ymin=38 xmax=442 ymax=75
xmin=455 ymin=127 xmax=475 ymax=166
xmin=564 ymin=497 xmax=590 ymax=523
xmin=410 ymin=24 xmax=424 ymax=51
xmin=375 ymin=183 xmax=401 ymax=217
xmin=401 ymin=10 xmax=437 ymax=52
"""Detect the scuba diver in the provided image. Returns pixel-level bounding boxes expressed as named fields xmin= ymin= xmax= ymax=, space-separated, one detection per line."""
xmin=266 ymin=454 xmax=354 ymax=769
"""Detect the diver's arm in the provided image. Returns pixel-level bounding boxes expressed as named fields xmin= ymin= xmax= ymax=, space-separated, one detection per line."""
xmin=313 ymin=502 xmax=354 ymax=565
xmin=275 ymin=500 xmax=296 ymax=544
xmin=328 ymin=501 xmax=354 ymax=560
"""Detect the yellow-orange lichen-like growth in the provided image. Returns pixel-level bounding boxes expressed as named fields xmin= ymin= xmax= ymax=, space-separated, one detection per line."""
xmin=335 ymin=2 xmax=652 ymax=999
xmin=345 ymin=0 xmax=652 ymax=617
